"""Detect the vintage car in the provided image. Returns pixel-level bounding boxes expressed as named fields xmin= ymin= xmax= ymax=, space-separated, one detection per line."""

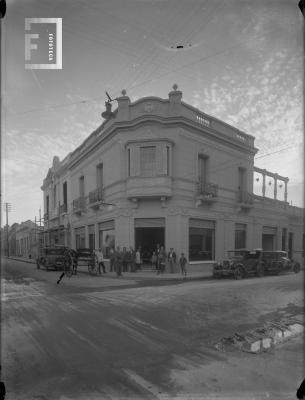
xmin=262 ymin=250 xmax=301 ymax=275
xmin=213 ymin=249 xmax=265 ymax=280
xmin=36 ymin=246 xmax=70 ymax=271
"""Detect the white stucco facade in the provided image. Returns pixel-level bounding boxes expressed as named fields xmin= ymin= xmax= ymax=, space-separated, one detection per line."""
xmin=41 ymin=86 xmax=304 ymax=271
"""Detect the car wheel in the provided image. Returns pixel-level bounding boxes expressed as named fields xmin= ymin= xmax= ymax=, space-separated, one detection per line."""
xmin=293 ymin=262 xmax=301 ymax=273
xmin=257 ymin=263 xmax=265 ymax=277
xmin=234 ymin=266 xmax=243 ymax=280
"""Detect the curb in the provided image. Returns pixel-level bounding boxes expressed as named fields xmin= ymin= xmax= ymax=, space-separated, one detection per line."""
xmin=215 ymin=317 xmax=304 ymax=353
xmin=6 ymin=257 xmax=213 ymax=282
xmin=7 ymin=257 xmax=36 ymax=265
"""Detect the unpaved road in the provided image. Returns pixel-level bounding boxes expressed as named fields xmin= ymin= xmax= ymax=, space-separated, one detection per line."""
xmin=1 ymin=258 xmax=304 ymax=399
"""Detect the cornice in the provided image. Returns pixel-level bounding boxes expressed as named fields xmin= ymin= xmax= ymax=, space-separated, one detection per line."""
xmin=68 ymin=115 xmax=257 ymax=170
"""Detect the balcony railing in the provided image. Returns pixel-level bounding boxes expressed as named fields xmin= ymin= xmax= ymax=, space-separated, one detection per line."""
xmin=49 ymin=207 xmax=59 ymax=220
xmin=44 ymin=212 xmax=49 ymax=221
xmin=72 ymin=197 xmax=86 ymax=214
xmin=237 ymin=190 xmax=254 ymax=207
xmin=89 ymin=187 xmax=104 ymax=204
xmin=59 ymin=203 xmax=67 ymax=214
xmin=197 ymin=182 xmax=218 ymax=198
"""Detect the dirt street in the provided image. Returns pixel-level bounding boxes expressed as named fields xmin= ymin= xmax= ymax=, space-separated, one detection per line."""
xmin=1 ymin=258 xmax=304 ymax=399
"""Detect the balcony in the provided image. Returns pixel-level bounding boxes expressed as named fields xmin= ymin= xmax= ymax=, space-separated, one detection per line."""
xmin=89 ymin=187 xmax=105 ymax=209
xmin=44 ymin=212 xmax=49 ymax=222
xmin=126 ymin=175 xmax=173 ymax=200
xmin=49 ymin=207 xmax=59 ymax=221
xmin=237 ymin=190 xmax=254 ymax=209
xmin=72 ymin=197 xmax=86 ymax=215
xmin=59 ymin=203 xmax=67 ymax=214
xmin=196 ymin=182 xmax=218 ymax=204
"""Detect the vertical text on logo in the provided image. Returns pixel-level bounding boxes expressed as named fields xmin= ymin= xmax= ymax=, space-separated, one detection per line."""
xmin=25 ymin=18 xmax=62 ymax=70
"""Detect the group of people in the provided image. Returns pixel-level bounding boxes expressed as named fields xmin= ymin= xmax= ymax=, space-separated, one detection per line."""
xmin=94 ymin=245 xmax=188 ymax=277
xmin=151 ymin=245 xmax=187 ymax=276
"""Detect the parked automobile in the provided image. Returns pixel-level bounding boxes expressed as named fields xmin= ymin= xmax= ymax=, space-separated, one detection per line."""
xmin=36 ymin=246 xmax=70 ymax=271
xmin=262 ymin=250 xmax=301 ymax=275
xmin=213 ymin=248 xmax=265 ymax=280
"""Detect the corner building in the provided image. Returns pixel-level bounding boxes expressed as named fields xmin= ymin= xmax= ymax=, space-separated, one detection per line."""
xmin=41 ymin=86 xmax=304 ymax=271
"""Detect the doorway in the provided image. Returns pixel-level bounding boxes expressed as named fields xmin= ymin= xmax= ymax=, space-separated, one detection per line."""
xmin=135 ymin=227 xmax=165 ymax=264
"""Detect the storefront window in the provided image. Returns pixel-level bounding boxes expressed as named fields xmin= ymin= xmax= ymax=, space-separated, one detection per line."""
xmin=189 ymin=219 xmax=215 ymax=261
xmin=235 ymin=224 xmax=246 ymax=249
xmin=75 ymin=227 xmax=85 ymax=249
xmin=99 ymin=229 xmax=115 ymax=258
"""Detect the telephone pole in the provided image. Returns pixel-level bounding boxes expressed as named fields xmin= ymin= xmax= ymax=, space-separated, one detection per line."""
xmin=3 ymin=202 xmax=11 ymax=257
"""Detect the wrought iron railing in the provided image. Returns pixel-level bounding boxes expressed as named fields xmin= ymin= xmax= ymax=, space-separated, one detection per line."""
xmin=197 ymin=182 xmax=218 ymax=198
xmin=72 ymin=197 xmax=86 ymax=211
xmin=89 ymin=187 xmax=104 ymax=204
xmin=59 ymin=203 xmax=67 ymax=214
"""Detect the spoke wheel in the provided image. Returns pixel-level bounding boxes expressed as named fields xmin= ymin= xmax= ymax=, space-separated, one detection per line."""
xmin=88 ymin=263 xmax=98 ymax=275
xmin=65 ymin=260 xmax=73 ymax=277
xmin=257 ymin=263 xmax=265 ymax=277
xmin=234 ymin=266 xmax=243 ymax=280
xmin=293 ymin=262 xmax=301 ymax=273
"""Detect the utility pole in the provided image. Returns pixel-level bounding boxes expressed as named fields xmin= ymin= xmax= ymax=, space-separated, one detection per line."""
xmin=4 ymin=202 xmax=11 ymax=257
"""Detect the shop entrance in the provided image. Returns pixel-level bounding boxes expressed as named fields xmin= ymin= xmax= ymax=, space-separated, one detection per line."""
xmin=135 ymin=227 xmax=165 ymax=264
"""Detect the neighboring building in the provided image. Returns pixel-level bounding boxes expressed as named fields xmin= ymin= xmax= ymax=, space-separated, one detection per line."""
xmin=41 ymin=85 xmax=304 ymax=270
xmin=15 ymin=220 xmax=43 ymax=259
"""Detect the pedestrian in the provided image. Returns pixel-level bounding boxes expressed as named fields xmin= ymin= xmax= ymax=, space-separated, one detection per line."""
xmin=109 ymin=247 xmax=115 ymax=272
xmin=70 ymin=249 xmax=78 ymax=275
xmin=179 ymin=253 xmax=187 ymax=277
xmin=158 ymin=246 xmax=166 ymax=274
xmin=128 ymin=247 xmax=135 ymax=272
xmin=114 ymin=246 xmax=123 ymax=277
xmin=151 ymin=251 xmax=157 ymax=271
xmin=95 ymin=248 xmax=106 ymax=274
xmin=167 ymin=247 xmax=177 ymax=273
xmin=122 ymin=247 xmax=128 ymax=272
xmin=156 ymin=243 xmax=161 ymax=273
xmin=135 ymin=248 xmax=142 ymax=271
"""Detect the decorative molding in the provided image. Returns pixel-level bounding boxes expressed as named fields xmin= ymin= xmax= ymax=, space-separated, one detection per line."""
xmin=144 ymin=102 xmax=154 ymax=113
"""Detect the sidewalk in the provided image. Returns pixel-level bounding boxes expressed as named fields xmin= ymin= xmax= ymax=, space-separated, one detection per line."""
xmin=7 ymin=256 xmax=213 ymax=281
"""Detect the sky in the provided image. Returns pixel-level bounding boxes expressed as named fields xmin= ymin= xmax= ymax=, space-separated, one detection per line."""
xmin=2 ymin=0 xmax=304 ymax=225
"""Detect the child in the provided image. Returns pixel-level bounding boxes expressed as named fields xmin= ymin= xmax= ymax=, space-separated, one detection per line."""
xmin=179 ymin=253 xmax=187 ymax=277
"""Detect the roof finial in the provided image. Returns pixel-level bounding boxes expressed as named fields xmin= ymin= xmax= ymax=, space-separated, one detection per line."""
xmin=121 ymin=89 xmax=127 ymax=96
xmin=172 ymin=83 xmax=178 ymax=91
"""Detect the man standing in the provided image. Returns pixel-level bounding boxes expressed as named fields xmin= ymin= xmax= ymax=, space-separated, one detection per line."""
xmin=158 ymin=246 xmax=166 ymax=274
xmin=115 ymin=246 xmax=123 ymax=277
xmin=179 ymin=253 xmax=187 ymax=277
xmin=109 ymin=247 xmax=115 ymax=272
xmin=135 ymin=248 xmax=142 ymax=271
xmin=122 ymin=247 xmax=128 ymax=272
xmin=167 ymin=247 xmax=176 ymax=273
xmin=95 ymin=248 xmax=106 ymax=274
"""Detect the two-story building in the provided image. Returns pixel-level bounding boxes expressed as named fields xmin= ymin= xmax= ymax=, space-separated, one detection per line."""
xmin=41 ymin=85 xmax=304 ymax=270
